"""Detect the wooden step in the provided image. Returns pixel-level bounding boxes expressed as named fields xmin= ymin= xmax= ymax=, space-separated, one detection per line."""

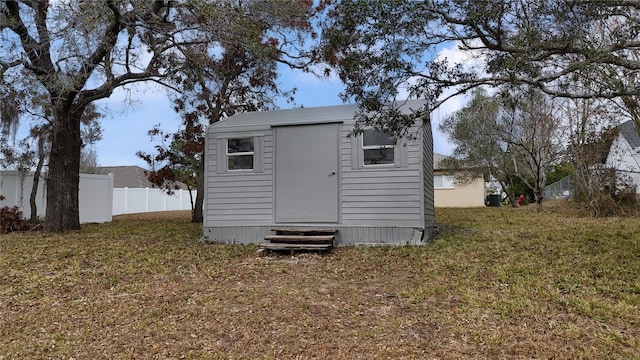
xmin=259 ymin=243 xmax=333 ymax=251
xmin=264 ymin=235 xmax=334 ymax=244
xmin=271 ymin=228 xmax=338 ymax=235
xmin=262 ymin=228 xmax=337 ymax=253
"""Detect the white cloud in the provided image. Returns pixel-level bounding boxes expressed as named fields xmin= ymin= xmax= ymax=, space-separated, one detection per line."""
xmin=429 ymin=40 xmax=489 ymax=155
xmin=432 ymin=40 xmax=490 ymax=114
xmin=435 ymin=39 xmax=488 ymax=73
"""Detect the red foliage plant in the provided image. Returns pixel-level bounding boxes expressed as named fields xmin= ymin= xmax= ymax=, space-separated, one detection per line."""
xmin=0 ymin=205 xmax=34 ymax=234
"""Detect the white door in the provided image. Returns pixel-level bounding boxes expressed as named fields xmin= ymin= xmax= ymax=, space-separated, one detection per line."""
xmin=275 ymin=124 xmax=339 ymax=223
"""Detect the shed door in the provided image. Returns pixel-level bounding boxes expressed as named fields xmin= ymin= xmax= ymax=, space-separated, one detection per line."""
xmin=275 ymin=123 xmax=339 ymax=223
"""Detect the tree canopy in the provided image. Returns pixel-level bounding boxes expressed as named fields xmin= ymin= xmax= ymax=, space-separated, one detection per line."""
xmin=0 ymin=0 xmax=320 ymax=231
xmin=136 ymin=1 xmax=321 ymax=223
xmin=321 ymin=0 xmax=640 ymax=135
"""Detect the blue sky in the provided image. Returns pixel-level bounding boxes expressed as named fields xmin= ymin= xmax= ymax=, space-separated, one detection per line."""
xmin=93 ymin=67 xmax=344 ymax=168
xmin=92 ymin=42 xmax=471 ymax=169
xmin=93 ymin=67 xmax=459 ymax=169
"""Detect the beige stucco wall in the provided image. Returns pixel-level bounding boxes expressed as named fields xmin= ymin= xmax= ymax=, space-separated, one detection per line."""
xmin=434 ymin=174 xmax=485 ymax=207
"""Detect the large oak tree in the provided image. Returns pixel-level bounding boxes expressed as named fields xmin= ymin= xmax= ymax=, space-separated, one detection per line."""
xmin=321 ymin=0 xmax=640 ymax=136
xmin=0 ymin=0 xmax=318 ymax=231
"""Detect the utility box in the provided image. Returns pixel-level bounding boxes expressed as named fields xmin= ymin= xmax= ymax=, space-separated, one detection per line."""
xmin=487 ymin=194 xmax=501 ymax=207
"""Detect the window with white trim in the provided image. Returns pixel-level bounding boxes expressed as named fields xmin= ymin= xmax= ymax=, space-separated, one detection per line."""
xmin=362 ymin=129 xmax=395 ymax=166
xmin=434 ymin=175 xmax=455 ymax=189
xmin=227 ymin=137 xmax=254 ymax=170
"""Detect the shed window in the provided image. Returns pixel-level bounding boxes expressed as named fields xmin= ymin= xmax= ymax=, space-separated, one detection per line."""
xmin=227 ymin=138 xmax=254 ymax=170
xmin=434 ymin=175 xmax=455 ymax=189
xmin=362 ymin=129 xmax=395 ymax=166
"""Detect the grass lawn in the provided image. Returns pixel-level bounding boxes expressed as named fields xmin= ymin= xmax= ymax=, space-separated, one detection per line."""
xmin=1 ymin=204 xmax=638 ymax=359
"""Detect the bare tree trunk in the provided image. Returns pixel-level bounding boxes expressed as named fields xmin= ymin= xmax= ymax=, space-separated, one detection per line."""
xmin=192 ymin=154 xmax=205 ymax=223
xmin=534 ymin=168 xmax=545 ymax=213
xmin=44 ymin=110 xmax=82 ymax=232
xmin=534 ymin=185 xmax=544 ymax=212
xmin=29 ymin=134 xmax=46 ymax=223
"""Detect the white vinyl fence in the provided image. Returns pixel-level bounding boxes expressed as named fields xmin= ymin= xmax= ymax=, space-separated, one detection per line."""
xmin=1 ymin=171 xmax=194 ymax=220
xmin=112 ymin=187 xmax=195 ymax=215
xmin=0 ymin=171 xmax=114 ymax=223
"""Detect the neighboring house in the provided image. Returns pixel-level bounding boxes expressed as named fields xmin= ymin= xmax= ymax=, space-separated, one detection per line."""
xmin=203 ymin=102 xmax=435 ymax=246
xmin=433 ymin=153 xmax=486 ymax=207
xmin=605 ymin=120 xmax=640 ymax=193
xmin=95 ymin=165 xmax=189 ymax=189
xmin=94 ymin=166 xmax=193 ymax=215
xmin=94 ymin=166 xmax=158 ymax=188
xmin=95 ymin=166 xmax=187 ymax=190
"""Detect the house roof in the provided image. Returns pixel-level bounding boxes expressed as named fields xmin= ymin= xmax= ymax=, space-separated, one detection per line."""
xmin=94 ymin=166 xmax=156 ymax=188
xmin=432 ymin=153 xmax=487 ymax=176
xmin=210 ymin=100 xmax=428 ymax=131
xmin=433 ymin=152 xmax=448 ymax=169
xmin=618 ymin=120 xmax=640 ymax=149
xmin=595 ymin=121 xmax=640 ymax=164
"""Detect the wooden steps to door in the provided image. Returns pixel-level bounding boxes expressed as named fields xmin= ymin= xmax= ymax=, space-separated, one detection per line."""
xmin=260 ymin=228 xmax=337 ymax=253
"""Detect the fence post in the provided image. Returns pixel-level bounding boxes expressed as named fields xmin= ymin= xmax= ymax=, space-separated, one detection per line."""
xmin=15 ymin=171 xmax=20 ymax=208
xmin=124 ymin=187 xmax=129 ymax=214
xmin=107 ymin=173 xmax=114 ymax=218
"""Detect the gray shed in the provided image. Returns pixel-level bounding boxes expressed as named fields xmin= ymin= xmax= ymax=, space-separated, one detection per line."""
xmin=203 ymin=101 xmax=435 ymax=246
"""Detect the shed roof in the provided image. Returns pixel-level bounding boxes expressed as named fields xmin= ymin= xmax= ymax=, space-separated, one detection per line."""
xmin=210 ymin=100 xmax=428 ymax=131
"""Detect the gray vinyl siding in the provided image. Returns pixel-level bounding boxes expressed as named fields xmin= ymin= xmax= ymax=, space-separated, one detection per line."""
xmin=203 ymin=101 xmax=434 ymax=245
xmin=204 ymin=225 xmax=424 ymax=245
xmin=422 ymin=121 xmax=435 ymax=229
xmin=204 ymin=130 xmax=274 ymax=227
xmin=340 ymin=124 xmax=424 ymax=227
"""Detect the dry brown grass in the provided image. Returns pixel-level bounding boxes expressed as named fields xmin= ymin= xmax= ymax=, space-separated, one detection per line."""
xmin=1 ymin=205 xmax=638 ymax=359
